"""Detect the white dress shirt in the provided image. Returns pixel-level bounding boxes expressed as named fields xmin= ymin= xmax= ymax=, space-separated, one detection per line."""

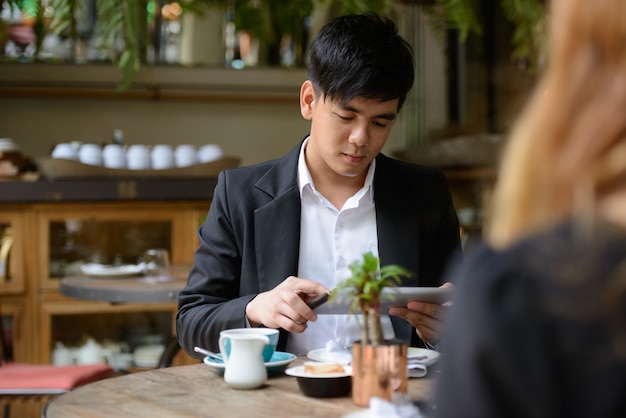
xmin=286 ymin=138 xmax=395 ymax=355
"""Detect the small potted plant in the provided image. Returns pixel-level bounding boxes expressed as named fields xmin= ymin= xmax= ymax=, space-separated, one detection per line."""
xmin=330 ymin=251 xmax=412 ymax=406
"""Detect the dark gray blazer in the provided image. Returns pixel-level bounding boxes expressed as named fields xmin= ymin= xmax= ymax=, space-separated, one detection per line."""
xmin=177 ymin=139 xmax=461 ymax=357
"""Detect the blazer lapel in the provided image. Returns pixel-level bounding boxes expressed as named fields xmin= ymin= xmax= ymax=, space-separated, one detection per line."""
xmin=374 ymin=155 xmax=421 ymax=344
xmin=253 ymin=142 xmax=303 ymax=291
xmin=374 ymin=155 xmax=420 ymax=285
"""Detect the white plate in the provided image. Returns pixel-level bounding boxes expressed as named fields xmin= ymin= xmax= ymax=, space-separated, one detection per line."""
xmin=407 ymin=347 xmax=439 ymax=366
xmin=315 ymin=287 xmax=454 ymax=314
xmin=285 ymin=364 xmax=351 ymax=378
xmin=203 ymin=351 xmax=296 ymax=375
xmin=307 ymin=347 xmax=438 ymax=365
xmin=80 ymin=263 xmax=144 ymax=277
xmin=307 ymin=348 xmax=351 ymax=364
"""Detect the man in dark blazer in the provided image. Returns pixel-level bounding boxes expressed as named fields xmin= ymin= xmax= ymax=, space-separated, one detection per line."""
xmin=177 ymin=14 xmax=461 ymax=357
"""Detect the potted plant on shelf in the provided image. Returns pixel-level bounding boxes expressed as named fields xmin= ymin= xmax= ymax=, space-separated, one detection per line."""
xmin=330 ymin=251 xmax=412 ymax=407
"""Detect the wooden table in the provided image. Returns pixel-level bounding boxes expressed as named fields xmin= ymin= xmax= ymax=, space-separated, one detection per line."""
xmin=44 ymin=358 xmax=435 ymax=418
xmin=59 ymin=264 xmax=191 ymax=304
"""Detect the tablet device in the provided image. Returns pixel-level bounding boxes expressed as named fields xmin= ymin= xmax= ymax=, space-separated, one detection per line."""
xmin=314 ymin=287 xmax=454 ymax=315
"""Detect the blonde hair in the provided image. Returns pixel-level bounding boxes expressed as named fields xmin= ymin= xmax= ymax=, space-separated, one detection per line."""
xmin=488 ymin=0 xmax=626 ymax=247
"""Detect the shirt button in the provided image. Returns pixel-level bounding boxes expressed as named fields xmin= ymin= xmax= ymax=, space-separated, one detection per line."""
xmin=337 ymin=258 xmax=347 ymax=269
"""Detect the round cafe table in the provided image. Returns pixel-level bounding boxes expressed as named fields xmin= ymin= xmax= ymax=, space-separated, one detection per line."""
xmin=59 ymin=264 xmax=192 ymax=304
xmin=43 ymin=357 xmax=435 ymax=418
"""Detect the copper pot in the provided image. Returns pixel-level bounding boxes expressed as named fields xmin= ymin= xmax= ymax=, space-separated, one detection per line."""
xmin=350 ymin=340 xmax=408 ymax=407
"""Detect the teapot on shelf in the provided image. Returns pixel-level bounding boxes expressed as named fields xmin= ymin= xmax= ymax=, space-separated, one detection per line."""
xmin=75 ymin=337 xmax=108 ymax=365
xmin=53 ymin=337 xmax=133 ymax=368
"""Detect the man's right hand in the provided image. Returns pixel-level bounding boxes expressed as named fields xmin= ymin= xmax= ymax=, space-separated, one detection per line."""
xmin=245 ymin=276 xmax=329 ymax=332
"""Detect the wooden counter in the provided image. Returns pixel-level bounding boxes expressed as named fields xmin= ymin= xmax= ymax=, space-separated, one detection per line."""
xmin=0 ymin=178 xmax=218 ymax=203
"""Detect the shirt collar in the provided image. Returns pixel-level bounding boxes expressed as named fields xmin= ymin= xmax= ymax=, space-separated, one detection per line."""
xmin=297 ymin=137 xmax=376 ymax=203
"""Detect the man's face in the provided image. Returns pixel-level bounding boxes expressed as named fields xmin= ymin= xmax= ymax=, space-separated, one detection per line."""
xmin=300 ymin=81 xmax=399 ymax=180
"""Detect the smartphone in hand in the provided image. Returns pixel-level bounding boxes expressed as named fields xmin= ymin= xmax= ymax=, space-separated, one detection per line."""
xmin=306 ymin=291 xmax=331 ymax=309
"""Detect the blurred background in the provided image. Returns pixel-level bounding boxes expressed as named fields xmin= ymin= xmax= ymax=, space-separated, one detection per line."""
xmin=0 ymin=0 xmax=543 ymax=167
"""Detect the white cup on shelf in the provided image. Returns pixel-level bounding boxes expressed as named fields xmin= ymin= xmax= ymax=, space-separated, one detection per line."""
xmin=174 ymin=144 xmax=197 ymax=167
xmin=126 ymin=144 xmax=151 ymax=170
xmin=197 ymin=144 xmax=224 ymax=163
xmin=78 ymin=143 xmax=103 ymax=166
xmin=51 ymin=143 xmax=79 ymax=160
xmin=150 ymin=144 xmax=174 ymax=170
xmin=102 ymin=144 xmax=126 ymax=169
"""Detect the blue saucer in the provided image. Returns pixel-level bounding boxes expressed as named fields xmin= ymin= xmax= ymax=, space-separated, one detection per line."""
xmin=203 ymin=351 xmax=297 ymax=376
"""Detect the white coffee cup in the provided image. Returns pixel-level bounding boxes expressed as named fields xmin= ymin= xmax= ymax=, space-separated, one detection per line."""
xmin=78 ymin=143 xmax=103 ymax=166
xmin=197 ymin=144 xmax=224 ymax=163
xmin=151 ymin=144 xmax=174 ymax=170
xmin=174 ymin=144 xmax=197 ymax=167
xmin=219 ymin=328 xmax=279 ymax=362
xmin=126 ymin=144 xmax=151 ymax=170
xmin=102 ymin=144 xmax=126 ymax=169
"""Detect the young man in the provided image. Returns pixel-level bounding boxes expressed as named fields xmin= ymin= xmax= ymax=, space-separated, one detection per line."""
xmin=177 ymin=14 xmax=461 ymax=357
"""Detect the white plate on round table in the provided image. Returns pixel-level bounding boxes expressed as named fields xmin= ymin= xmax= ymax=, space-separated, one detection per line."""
xmin=306 ymin=347 xmax=351 ymax=365
xmin=80 ymin=263 xmax=144 ymax=278
xmin=308 ymin=347 xmax=439 ymax=365
xmin=407 ymin=347 xmax=440 ymax=366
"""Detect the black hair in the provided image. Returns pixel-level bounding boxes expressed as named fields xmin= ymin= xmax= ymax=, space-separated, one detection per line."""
xmin=308 ymin=14 xmax=415 ymax=110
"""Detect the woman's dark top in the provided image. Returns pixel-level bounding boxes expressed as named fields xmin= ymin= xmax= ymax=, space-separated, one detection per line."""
xmin=435 ymin=219 xmax=626 ymax=418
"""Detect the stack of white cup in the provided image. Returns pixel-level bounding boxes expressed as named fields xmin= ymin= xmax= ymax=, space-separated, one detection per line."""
xmin=51 ymin=143 xmax=223 ymax=169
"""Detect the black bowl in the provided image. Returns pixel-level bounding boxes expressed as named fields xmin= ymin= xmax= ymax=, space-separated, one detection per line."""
xmin=286 ymin=365 xmax=352 ymax=398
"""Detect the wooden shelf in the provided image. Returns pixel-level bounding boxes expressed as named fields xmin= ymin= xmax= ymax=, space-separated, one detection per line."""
xmin=0 ymin=63 xmax=306 ymax=102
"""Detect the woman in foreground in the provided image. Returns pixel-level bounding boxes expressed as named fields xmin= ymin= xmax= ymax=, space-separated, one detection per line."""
xmin=434 ymin=0 xmax=626 ymax=417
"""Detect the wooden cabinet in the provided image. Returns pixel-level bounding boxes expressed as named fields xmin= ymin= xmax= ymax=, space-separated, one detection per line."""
xmin=33 ymin=201 xmax=208 ymax=366
xmin=0 ymin=180 xmax=214 ymax=368
xmin=0 ymin=207 xmax=33 ymax=365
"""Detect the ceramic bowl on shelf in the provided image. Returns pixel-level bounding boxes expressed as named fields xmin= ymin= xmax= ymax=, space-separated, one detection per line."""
xmin=285 ymin=363 xmax=352 ymax=398
xmin=133 ymin=344 xmax=165 ymax=368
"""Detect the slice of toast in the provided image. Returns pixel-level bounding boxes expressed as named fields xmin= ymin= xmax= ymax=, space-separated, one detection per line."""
xmin=303 ymin=362 xmax=345 ymax=374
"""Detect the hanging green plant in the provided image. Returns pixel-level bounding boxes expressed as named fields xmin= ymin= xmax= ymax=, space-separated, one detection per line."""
xmin=418 ymin=0 xmax=546 ymax=70
xmin=94 ymin=0 xmax=146 ymax=92
xmin=3 ymin=0 xmax=547 ymax=89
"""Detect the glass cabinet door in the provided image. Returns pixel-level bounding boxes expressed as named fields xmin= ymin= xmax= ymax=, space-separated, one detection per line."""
xmin=0 ymin=301 xmax=26 ymax=362
xmin=34 ymin=201 xmax=207 ymax=290
xmin=39 ymin=301 xmax=178 ymax=367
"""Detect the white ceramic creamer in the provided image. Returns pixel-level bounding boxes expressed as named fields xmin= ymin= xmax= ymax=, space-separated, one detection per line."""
xmin=218 ymin=333 xmax=269 ymax=390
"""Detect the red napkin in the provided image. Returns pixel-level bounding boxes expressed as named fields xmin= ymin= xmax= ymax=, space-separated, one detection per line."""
xmin=0 ymin=362 xmax=112 ymax=391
